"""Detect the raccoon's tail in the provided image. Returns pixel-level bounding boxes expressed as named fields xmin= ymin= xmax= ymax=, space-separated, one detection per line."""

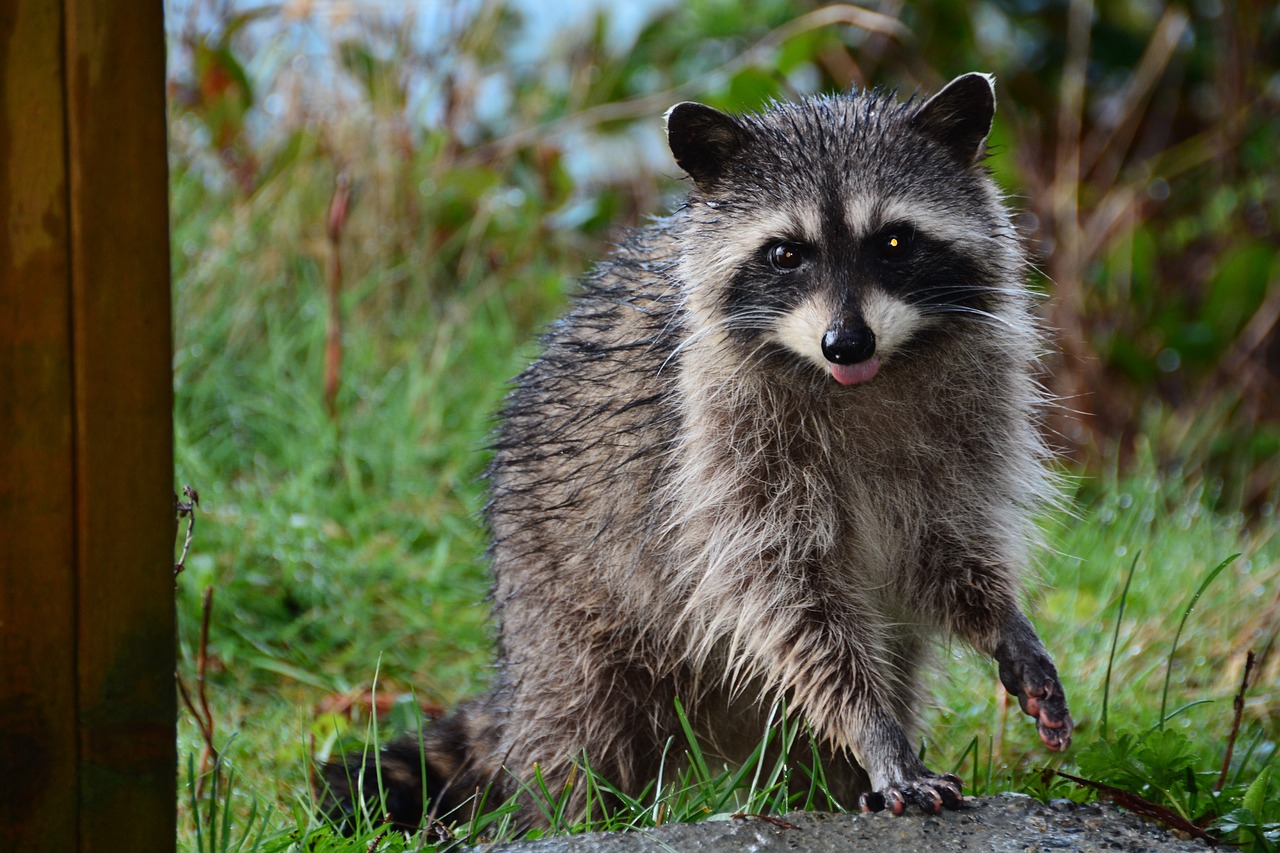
xmin=317 ymin=709 xmax=485 ymax=835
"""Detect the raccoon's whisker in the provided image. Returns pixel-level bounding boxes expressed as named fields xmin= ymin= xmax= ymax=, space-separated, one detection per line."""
xmin=919 ymin=303 xmax=1025 ymax=334
xmin=920 ymin=301 xmax=1015 ymax=321
xmin=662 ymin=321 xmax=724 ymax=371
xmin=695 ymin=338 xmax=776 ymax=408
xmin=662 ymin=309 xmax=788 ymax=376
xmin=911 ymin=282 xmax=1026 ymax=301
xmin=727 ymin=310 xmax=792 ymax=331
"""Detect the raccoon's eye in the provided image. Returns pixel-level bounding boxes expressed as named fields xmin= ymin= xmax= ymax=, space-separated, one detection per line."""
xmin=766 ymin=241 xmax=807 ymax=272
xmin=878 ymin=228 xmax=915 ymax=261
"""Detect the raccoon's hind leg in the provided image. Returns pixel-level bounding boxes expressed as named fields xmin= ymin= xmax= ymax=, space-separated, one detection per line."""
xmin=494 ymin=654 xmax=678 ymax=826
xmin=318 ymin=703 xmax=494 ymax=835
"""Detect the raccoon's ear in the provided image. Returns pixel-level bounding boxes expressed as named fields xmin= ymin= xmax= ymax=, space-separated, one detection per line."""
xmin=912 ymin=72 xmax=996 ymax=167
xmin=665 ymin=102 xmax=745 ymax=191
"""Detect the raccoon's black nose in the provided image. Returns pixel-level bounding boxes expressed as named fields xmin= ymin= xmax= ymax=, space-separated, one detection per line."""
xmin=821 ymin=327 xmax=877 ymax=364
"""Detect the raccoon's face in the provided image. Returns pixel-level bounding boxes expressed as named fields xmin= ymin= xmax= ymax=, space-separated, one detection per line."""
xmin=667 ymin=73 xmax=1024 ymax=387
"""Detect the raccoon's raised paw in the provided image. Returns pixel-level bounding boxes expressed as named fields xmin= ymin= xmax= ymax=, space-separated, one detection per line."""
xmin=858 ymin=773 xmax=963 ymax=815
xmin=998 ymin=649 xmax=1073 ymax=752
xmin=1024 ymin=682 xmax=1073 ymax=752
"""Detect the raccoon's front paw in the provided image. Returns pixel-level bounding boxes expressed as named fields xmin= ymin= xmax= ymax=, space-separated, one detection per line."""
xmin=998 ymin=649 xmax=1073 ymax=752
xmin=858 ymin=773 xmax=963 ymax=815
xmin=1023 ymin=678 xmax=1073 ymax=752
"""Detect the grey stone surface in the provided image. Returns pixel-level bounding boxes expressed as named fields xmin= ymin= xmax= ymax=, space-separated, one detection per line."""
xmin=480 ymin=794 xmax=1210 ymax=852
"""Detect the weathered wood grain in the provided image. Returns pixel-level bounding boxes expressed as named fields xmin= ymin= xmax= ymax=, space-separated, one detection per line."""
xmin=1 ymin=2 xmax=174 ymax=850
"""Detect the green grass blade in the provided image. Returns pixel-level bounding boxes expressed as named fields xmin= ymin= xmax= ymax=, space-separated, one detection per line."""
xmin=1159 ymin=554 xmax=1238 ymax=729
xmin=219 ymin=764 xmax=236 ymax=853
xmin=1102 ymin=551 xmax=1142 ymax=741
xmin=1141 ymin=699 xmax=1215 ymax=738
xmin=673 ymin=697 xmax=711 ymax=785
xmin=951 ymin=735 xmax=980 ymax=793
xmin=188 ymin=751 xmax=206 ymax=853
xmin=745 ymin=699 xmax=782 ymax=807
xmin=1233 ymin=727 xmax=1269 ymax=787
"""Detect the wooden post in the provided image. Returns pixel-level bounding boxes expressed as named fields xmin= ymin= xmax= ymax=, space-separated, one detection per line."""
xmin=0 ymin=2 xmax=175 ymax=851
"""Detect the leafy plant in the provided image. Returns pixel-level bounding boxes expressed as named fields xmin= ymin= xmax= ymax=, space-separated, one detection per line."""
xmin=1064 ymin=557 xmax=1278 ymax=850
xmin=1216 ymin=768 xmax=1280 ymax=853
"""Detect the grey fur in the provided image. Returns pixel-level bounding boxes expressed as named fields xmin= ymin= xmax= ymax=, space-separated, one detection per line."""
xmin=320 ymin=72 xmax=1072 ymax=831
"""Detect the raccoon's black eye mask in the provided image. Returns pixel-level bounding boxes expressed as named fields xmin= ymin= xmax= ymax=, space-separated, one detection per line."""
xmin=760 ymin=224 xmax=916 ymax=276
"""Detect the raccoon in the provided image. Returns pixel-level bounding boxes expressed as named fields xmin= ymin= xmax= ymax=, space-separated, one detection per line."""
xmin=320 ymin=72 xmax=1073 ymax=832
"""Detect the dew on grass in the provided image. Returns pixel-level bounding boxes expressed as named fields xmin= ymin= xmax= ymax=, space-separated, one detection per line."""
xmin=1156 ymin=348 xmax=1181 ymax=372
xmin=189 ymin=553 xmax=216 ymax=573
xmin=1209 ymin=478 xmax=1224 ymax=502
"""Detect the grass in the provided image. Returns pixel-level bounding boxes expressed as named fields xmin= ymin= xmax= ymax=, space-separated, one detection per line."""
xmin=171 ymin=104 xmax=1280 ymax=853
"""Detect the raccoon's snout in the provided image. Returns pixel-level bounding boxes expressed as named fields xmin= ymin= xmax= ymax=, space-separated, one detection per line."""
xmin=822 ymin=326 xmax=880 ymax=386
xmin=821 ymin=327 xmax=876 ymax=365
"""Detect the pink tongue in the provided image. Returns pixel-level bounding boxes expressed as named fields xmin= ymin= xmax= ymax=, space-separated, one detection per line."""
xmin=830 ymin=357 xmax=880 ymax=386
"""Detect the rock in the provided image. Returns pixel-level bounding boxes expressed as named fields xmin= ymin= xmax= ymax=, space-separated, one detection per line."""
xmin=478 ymin=793 xmax=1211 ymax=852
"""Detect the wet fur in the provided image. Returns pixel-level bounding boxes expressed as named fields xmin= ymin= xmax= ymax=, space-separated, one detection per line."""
xmin=321 ymin=73 xmax=1072 ymax=831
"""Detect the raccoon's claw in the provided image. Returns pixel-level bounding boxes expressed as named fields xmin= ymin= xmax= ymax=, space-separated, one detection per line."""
xmin=858 ymin=773 xmax=963 ymax=815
